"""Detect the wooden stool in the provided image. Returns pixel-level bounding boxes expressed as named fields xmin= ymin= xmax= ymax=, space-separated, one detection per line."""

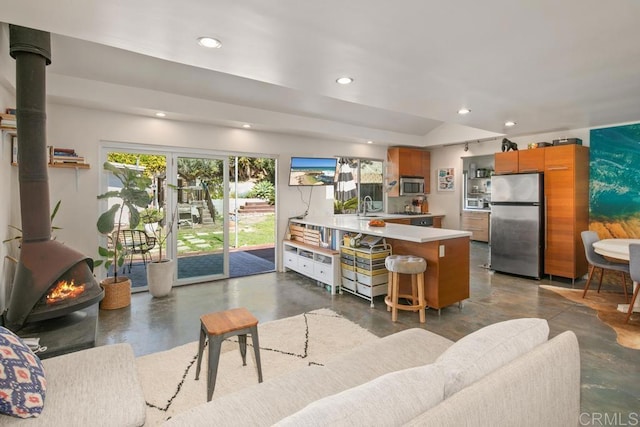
xmin=195 ymin=307 xmax=263 ymax=401
xmin=384 ymin=255 xmax=427 ymax=323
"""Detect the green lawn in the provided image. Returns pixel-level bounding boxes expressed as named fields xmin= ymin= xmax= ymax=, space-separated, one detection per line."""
xmin=175 ymin=213 xmax=275 ymax=254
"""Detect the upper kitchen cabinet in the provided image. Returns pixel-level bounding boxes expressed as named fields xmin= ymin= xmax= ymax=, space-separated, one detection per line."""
xmin=494 ymin=151 xmax=519 ymax=174
xmin=494 ymin=149 xmax=545 ymax=174
xmin=387 ymin=147 xmax=431 ymax=196
xmin=518 ymin=149 xmax=545 ymax=173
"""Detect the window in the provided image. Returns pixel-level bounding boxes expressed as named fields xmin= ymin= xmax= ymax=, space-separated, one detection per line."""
xmin=334 ymin=158 xmax=383 ymax=214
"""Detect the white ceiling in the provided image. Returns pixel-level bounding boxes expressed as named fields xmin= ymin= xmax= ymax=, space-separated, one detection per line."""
xmin=1 ymin=0 xmax=640 ymax=147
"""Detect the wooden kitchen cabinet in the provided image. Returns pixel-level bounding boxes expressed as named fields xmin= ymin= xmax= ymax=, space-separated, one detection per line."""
xmin=461 ymin=211 xmax=490 ymax=242
xmin=494 ymin=151 xmax=518 ymax=174
xmin=495 ymin=149 xmax=545 ymax=174
xmin=544 ymin=145 xmax=589 ymax=280
xmin=387 ymin=147 xmax=431 ymax=196
xmin=517 ymin=149 xmax=545 ymax=173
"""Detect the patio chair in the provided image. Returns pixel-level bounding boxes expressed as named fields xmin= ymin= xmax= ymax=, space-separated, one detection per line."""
xmin=581 ymin=231 xmax=629 ymax=302
xmin=114 ymin=229 xmax=157 ymax=273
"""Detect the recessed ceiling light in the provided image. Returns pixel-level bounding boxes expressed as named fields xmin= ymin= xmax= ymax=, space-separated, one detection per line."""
xmin=197 ymin=37 xmax=222 ymax=49
xmin=366 ymin=140 xmax=373 ymax=144
xmin=458 ymin=108 xmax=471 ymax=115
xmin=242 ymin=124 xmax=251 ymax=129
xmin=504 ymin=121 xmax=517 ymax=127
xmin=155 ymin=112 xmax=166 ymax=117
xmin=336 ymin=77 xmax=354 ymax=85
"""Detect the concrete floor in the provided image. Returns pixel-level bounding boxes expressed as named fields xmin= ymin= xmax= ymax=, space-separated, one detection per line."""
xmin=97 ymin=241 xmax=639 ymax=419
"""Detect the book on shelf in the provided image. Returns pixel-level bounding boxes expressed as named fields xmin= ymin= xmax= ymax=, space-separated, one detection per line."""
xmin=0 ymin=113 xmax=16 ymax=129
xmin=48 ymin=146 xmax=86 ymax=164
xmin=5 ymin=108 xmax=16 ymax=115
xmin=11 ymin=136 xmax=17 ymax=164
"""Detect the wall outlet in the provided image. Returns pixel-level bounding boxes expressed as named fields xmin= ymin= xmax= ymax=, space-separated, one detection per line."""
xmin=439 ymin=245 xmax=445 ymax=257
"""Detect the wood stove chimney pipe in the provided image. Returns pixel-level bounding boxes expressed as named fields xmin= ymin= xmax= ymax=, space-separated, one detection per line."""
xmin=9 ymin=25 xmax=52 ymax=242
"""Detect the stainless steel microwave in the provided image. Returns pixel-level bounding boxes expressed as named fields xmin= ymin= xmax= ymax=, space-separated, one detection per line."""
xmin=465 ymin=198 xmax=483 ymax=209
xmin=399 ymin=176 xmax=425 ymax=196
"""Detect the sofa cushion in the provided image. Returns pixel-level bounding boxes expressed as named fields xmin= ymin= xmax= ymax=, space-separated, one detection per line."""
xmin=274 ymin=364 xmax=445 ymax=427
xmin=405 ymin=331 xmax=581 ymax=427
xmin=0 ymin=327 xmax=46 ymax=419
xmin=435 ymin=318 xmax=549 ymax=397
xmin=322 ymin=328 xmax=453 ymax=382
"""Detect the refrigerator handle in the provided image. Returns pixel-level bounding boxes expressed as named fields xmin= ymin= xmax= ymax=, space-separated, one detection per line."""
xmin=544 ymin=196 xmax=548 ymax=250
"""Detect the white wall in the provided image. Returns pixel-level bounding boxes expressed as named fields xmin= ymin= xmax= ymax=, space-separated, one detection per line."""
xmin=42 ymin=104 xmax=386 ymax=279
xmin=0 ymin=24 xmax=18 ymax=311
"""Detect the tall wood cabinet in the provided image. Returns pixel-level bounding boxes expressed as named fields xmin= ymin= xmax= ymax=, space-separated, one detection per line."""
xmin=387 ymin=147 xmax=431 ymax=196
xmin=544 ymin=145 xmax=589 ymax=280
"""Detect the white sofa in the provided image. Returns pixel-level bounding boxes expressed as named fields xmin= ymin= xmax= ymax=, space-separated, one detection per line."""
xmin=0 ymin=343 xmax=146 ymax=427
xmin=165 ymin=318 xmax=581 ymax=427
xmin=0 ymin=318 xmax=578 ymax=426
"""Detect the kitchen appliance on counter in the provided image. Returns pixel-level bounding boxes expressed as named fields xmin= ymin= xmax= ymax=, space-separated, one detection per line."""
xmin=465 ymin=197 xmax=484 ymax=209
xmin=399 ymin=176 xmax=425 ymax=196
xmin=490 ymin=173 xmax=544 ymax=279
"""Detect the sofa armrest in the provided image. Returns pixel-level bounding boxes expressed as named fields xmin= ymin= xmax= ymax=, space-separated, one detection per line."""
xmin=0 ymin=343 xmax=146 ymax=427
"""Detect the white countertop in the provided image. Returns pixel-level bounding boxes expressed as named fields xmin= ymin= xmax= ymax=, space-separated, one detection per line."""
xmin=292 ymin=215 xmax=471 ymax=243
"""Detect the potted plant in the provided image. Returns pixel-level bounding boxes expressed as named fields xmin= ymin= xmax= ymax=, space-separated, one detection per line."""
xmin=95 ymin=162 xmax=151 ymax=309
xmin=140 ymin=204 xmax=177 ymax=297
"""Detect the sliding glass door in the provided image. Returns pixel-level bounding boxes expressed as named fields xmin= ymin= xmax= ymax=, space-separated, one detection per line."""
xmin=101 ymin=145 xmax=277 ymax=291
xmin=227 ymin=156 xmax=276 ymax=277
xmin=172 ymin=155 xmax=229 ymax=284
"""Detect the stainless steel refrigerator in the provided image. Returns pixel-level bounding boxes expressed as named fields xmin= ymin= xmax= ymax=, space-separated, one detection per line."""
xmin=490 ymin=173 xmax=544 ymax=279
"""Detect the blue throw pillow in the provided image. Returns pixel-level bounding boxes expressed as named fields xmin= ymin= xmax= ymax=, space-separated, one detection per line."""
xmin=0 ymin=327 xmax=47 ymax=418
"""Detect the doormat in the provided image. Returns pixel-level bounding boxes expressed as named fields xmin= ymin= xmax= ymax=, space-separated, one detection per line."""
xmin=540 ymin=285 xmax=640 ymax=350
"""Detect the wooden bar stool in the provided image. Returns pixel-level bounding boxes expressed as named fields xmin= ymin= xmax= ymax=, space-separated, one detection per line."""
xmin=195 ymin=307 xmax=263 ymax=401
xmin=384 ymin=255 xmax=427 ymax=323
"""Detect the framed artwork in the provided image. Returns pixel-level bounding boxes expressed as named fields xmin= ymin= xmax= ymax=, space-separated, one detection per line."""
xmin=437 ymin=168 xmax=455 ymax=192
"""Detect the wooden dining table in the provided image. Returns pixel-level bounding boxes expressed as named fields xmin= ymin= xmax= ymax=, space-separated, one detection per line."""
xmin=592 ymin=238 xmax=640 ymax=314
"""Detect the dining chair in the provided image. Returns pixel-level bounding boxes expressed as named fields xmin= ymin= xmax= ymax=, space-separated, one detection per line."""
xmin=580 ymin=231 xmax=629 ymax=302
xmin=625 ymin=244 xmax=640 ymax=323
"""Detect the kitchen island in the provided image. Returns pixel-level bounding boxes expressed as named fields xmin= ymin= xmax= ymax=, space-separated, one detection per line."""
xmin=284 ymin=216 xmax=471 ymax=310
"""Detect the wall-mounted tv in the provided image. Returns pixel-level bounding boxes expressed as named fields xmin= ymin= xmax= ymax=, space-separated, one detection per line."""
xmin=288 ymin=157 xmax=338 ymax=186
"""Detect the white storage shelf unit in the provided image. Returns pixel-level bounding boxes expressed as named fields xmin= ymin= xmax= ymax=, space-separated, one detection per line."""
xmin=283 ymin=240 xmax=341 ymax=294
xmin=340 ymin=243 xmax=392 ymax=307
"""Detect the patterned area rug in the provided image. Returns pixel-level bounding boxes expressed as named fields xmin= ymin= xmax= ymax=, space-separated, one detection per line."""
xmin=135 ymin=308 xmax=378 ymax=425
xmin=540 ymin=285 xmax=640 ymax=350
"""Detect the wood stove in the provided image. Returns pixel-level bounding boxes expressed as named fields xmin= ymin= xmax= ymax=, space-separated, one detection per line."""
xmin=2 ymin=26 xmax=104 ymax=341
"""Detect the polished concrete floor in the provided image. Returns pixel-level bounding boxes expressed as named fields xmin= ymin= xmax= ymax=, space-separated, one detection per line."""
xmin=97 ymin=242 xmax=639 ymax=420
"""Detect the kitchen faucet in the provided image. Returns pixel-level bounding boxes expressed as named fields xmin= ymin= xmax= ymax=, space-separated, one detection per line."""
xmin=361 ymin=196 xmax=373 ymax=216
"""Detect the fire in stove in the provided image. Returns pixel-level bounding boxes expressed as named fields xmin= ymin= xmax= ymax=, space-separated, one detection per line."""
xmin=46 ymin=280 xmax=86 ymax=305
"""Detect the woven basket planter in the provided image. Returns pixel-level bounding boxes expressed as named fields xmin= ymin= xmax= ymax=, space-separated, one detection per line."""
xmin=100 ymin=276 xmax=132 ymax=310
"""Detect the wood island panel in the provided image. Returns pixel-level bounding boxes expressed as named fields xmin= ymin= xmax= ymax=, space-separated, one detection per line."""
xmin=387 ymin=236 xmax=470 ymax=309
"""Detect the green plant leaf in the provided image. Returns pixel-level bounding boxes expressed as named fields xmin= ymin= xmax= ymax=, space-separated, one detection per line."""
xmin=97 ymin=204 xmax=120 ymax=234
